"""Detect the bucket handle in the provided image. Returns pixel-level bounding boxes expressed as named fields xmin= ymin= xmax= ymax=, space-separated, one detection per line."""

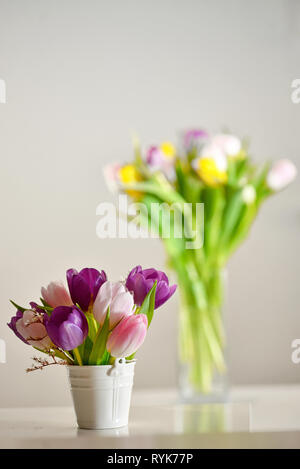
xmin=108 ymin=357 xmax=126 ymax=377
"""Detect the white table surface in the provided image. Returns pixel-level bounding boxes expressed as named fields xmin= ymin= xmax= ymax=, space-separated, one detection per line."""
xmin=1 ymin=385 xmax=300 ymax=448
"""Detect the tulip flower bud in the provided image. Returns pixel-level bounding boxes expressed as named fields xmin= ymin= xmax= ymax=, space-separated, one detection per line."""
xmin=192 ymin=144 xmax=228 ymax=187
xmin=160 ymin=142 xmax=176 ymax=159
xmin=103 ymin=163 xmax=121 ymax=194
xmin=118 ymin=164 xmax=143 ymax=199
xmin=93 ymin=281 xmax=134 ymax=328
xmin=183 ymin=129 xmax=209 ymax=149
xmin=107 ymin=314 xmax=148 ymax=358
xmin=66 ymin=268 xmax=107 ymax=312
xmin=212 ymin=134 xmax=242 ymax=157
xmin=8 ymin=310 xmax=52 ymax=350
xmin=146 ymin=146 xmax=165 ymax=169
xmin=41 ymin=281 xmax=72 ymax=308
xmin=200 ymin=143 xmax=228 ymax=170
xmin=46 ymin=306 xmax=88 ymax=351
xmin=146 ymin=145 xmax=176 ymax=181
xmin=7 ymin=310 xmax=28 ymax=343
xmin=267 ymin=159 xmax=297 ymax=191
xmin=126 ymin=266 xmax=177 ymax=309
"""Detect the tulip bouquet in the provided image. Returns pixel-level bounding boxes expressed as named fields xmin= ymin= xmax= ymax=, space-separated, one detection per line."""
xmin=104 ymin=129 xmax=297 ymax=398
xmin=8 ymin=266 xmax=176 ymax=369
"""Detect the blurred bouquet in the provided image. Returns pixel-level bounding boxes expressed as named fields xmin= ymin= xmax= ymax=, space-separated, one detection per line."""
xmin=8 ymin=266 xmax=176 ymax=370
xmin=104 ymin=129 xmax=297 ymax=398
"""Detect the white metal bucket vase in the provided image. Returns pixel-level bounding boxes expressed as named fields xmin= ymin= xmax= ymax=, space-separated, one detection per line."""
xmin=68 ymin=359 xmax=136 ymax=429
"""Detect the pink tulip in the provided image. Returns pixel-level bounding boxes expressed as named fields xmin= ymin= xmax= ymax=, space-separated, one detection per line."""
xmin=267 ymin=159 xmax=297 ymax=191
xmin=103 ymin=163 xmax=121 ymax=193
xmin=93 ymin=281 xmax=134 ymax=328
xmin=16 ymin=310 xmax=52 ymax=350
xmin=107 ymin=314 xmax=148 ymax=358
xmin=41 ymin=281 xmax=73 ymax=308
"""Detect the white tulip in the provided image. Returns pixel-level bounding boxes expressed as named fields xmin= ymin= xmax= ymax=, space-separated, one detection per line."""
xmin=213 ymin=134 xmax=242 ymax=157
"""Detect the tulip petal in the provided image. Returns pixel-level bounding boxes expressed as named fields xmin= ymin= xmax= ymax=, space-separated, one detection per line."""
xmin=267 ymin=159 xmax=297 ymax=191
xmin=57 ymin=322 xmax=85 ymax=350
xmin=67 ymin=270 xmax=91 ymax=311
xmin=155 ymin=282 xmax=177 ymax=308
xmin=46 ymin=305 xmax=88 ymax=350
xmin=93 ymin=281 xmax=112 ymax=325
xmin=93 ymin=270 xmax=107 ymax=299
xmin=41 ymin=281 xmax=72 ymax=308
xmin=80 ymin=268 xmax=104 ymax=301
xmin=7 ymin=310 xmax=28 ymax=344
xmin=16 ymin=318 xmax=30 ymax=341
xmin=143 ymin=268 xmax=168 ymax=284
xmin=125 ymin=265 xmax=177 ymax=309
xmin=27 ymin=323 xmax=48 ymax=340
xmin=110 ymin=291 xmax=134 ymax=327
xmin=93 ymin=281 xmax=134 ymax=327
xmin=66 ymin=268 xmax=107 ymax=312
xmin=132 ymin=274 xmax=149 ymax=306
xmin=107 ymin=314 xmax=148 ymax=358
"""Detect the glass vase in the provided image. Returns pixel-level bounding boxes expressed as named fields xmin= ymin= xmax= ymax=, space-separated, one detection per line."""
xmin=176 ymin=263 xmax=228 ymax=403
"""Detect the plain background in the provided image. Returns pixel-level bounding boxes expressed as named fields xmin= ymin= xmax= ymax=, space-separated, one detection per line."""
xmin=0 ymin=0 xmax=299 ymax=407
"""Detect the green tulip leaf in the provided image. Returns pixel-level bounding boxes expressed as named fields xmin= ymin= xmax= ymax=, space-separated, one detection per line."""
xmin=88 ymin=308 xmax=110 ymax=365
xmin=9 ymin=300 xmax=27 ymax=313
xmin=79 ymin=335 xmax=93 ymax=365
xmin=137 ymin=281 xmax=157 ymax=328
xmin=39 ymin=298 xmax=52 ymax=308
xmin=99 ymin=349 xmax=111 ymax=366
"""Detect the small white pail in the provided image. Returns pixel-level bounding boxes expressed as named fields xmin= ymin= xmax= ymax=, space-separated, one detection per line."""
xmin=68 ymin=359 xmax=135 ymax=429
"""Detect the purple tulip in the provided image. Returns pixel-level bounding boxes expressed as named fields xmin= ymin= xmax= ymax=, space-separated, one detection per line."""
xmin=46 ymin=306 xmax=88 ymax=351
xmin=126 ymin=266 xmax=177 ymax=309
xmin=145 ymin=145 xmax=176 ymax=181
xmin=184 ymin=129 xmax=209 ymax=149
xmin=7 ymin=310 xmax=28 ymax=344
xmin=66 ymin=268 xmax=107 ymax=312
xmin=8 ymin=309 xmax=52 ymax=349
xmin=146 ymin=146 xmax=165 ymax=168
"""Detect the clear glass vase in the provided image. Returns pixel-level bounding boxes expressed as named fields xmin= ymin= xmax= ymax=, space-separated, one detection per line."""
xmin=178 ymin=360 xmax=229 ymax=403
xmin=176 ymin=266 xmax=228 ymax=403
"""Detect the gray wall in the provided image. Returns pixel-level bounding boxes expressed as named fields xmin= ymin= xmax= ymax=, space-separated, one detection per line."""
xmin=0 ymin=0 xmax=299 ymax=407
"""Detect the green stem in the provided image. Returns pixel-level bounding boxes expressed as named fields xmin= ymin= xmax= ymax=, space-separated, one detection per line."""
xmin=171 ymin=251 xmax=226 ymax=394
xmin=73 ymin=347 xmax=83 ymax=366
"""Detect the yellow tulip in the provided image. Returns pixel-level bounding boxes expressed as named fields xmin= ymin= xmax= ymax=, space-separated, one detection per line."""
xmin=194 ymin=157 xmax=227 ymax=187
xmin=119 ymin=164 xmax=143 ymax=198
xmin=160 ymin=142 xmax=176 ymax=160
